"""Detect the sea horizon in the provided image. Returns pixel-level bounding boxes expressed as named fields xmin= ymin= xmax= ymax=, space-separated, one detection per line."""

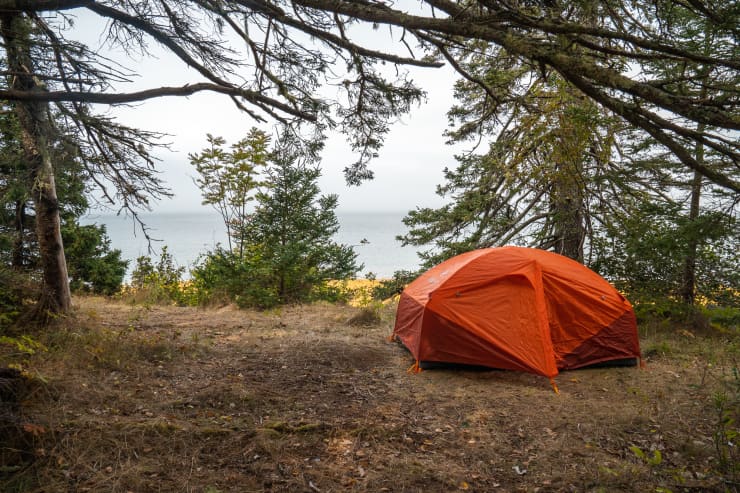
xmin=81 ymin=209 xmax=424 ymax=279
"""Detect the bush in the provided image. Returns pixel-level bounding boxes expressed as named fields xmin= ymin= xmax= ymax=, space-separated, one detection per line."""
xmin=125 ymin=247 xmax=191 ymax=306
xmin=307 ymin=281 xmax=354 ymax=304
xmin=371 ymin=270 xmax=419 ymax=300
xmin=62 ymin=222 xmax=128 ymax=295
xmin=0 ymin=267 xmax=37 ymax=331
xmin=190 ymin=248 xmax=280 ymax=309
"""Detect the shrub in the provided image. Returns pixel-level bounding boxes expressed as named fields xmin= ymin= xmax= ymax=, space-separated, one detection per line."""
xmin=126 ymin=247 xmax=190 ymax=305
xmin=371 ymin=270 xmax=419 ymax=301
xmin=62 ymin=222 xmax=128 ymax=295
xmin=0 ymin=267 xmax=37 ymax=331
xmin=190 ymin=248 xmax=280 ymax=309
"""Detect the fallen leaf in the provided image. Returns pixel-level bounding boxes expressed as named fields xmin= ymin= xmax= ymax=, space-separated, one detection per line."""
xmin=22 ymin=423 xmax=46 ymax=436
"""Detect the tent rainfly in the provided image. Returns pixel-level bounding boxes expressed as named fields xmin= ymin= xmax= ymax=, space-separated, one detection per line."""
xmin=392 ymin=247 xmax=641 ymax=391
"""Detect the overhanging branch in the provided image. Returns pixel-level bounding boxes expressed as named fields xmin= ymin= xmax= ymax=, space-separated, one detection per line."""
xmin=0 ymin=83 xmax=317 ymax=121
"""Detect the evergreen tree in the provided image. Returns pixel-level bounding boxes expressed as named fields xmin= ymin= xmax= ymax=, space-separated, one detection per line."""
xmin=244 ymin=134 xmax=361 ymax=303
xmin=62 ymin=223 xmax=128 ymax=296
xmin=192 ymin=131 xmax=360 ymax=307
xmin=0 ymin=104 xmax=128 ymax=299
xmin=399 ymin=46 xmax=638 ymax=266
xmin=639 ymin=9 xmax=738 ymax=305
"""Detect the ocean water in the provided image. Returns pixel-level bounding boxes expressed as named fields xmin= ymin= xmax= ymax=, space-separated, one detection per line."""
xmin=81 ymin=210 xmax=423 ymax=279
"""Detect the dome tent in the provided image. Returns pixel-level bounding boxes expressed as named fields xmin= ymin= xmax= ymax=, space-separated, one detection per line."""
xmin=393 ymin=247 xmax=641 ymax=388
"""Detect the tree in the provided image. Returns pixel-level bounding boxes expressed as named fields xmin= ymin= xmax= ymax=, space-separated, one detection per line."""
xmin=192 ymin=131 xmax=361 ymax=307
xmin=1 ymin=10 xmax=167 ymax=314
xmin=590 ymin=201 xmax=739 ymax=306
xmin=399 ymin=33 xmax=641 ymax=266
xmin=0 ymin=1 xmax=735 ymax=187
xmin=402 ymin=74 xmax=619 ymax=265
xmin=1 ymin=1 xmax=738 ymax=314
xmin=0 ymin=102 xmax=127 ymax=299
xmin=245 ymin=133 xmax=360 ymax=302
xmin=189 ymin=129 xmax=269 ymax=258
xmin=61 ymin=223 xmax=127 ymax=296
xmin=601 ymin=6 xmax=740 ymax=305
xmin=1 ymin=12 xmax=71 ymax=312
xmin=644 ymin=11 xmax=735 ymax=305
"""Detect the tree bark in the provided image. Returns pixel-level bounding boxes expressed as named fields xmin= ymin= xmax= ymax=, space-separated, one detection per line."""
xmin=549 ymin=88 xmax=587 ymax=263
xmin=550 ymin=170 xmax=585 ymax=263
xmin=1 ymin=11 xmax=71 ymax=313
xmin=11 ymin=199 xmax=26 ymax=268
xmin=680 ymin=148 xmax=703 ymax=305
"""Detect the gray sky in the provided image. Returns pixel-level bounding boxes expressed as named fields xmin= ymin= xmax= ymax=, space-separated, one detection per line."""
xmin=111 ymin=70 xmax=463 ymax=214
xmin=77 ymin=12 xmax=467 ymax=215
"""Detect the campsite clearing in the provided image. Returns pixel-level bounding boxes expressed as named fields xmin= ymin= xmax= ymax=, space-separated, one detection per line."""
xmin=2 ymin=296 xmax=736 ymax=492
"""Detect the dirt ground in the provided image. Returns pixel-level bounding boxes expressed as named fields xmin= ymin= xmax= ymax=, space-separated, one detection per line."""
xmin=2 ymin=296 xmax=737 ymax=492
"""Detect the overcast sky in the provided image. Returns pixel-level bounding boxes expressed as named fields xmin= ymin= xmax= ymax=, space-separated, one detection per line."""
xmin=111 ymin=70 xmax=463 ymax=214
xmin=76 ymin=11 xmax=467 ymax=215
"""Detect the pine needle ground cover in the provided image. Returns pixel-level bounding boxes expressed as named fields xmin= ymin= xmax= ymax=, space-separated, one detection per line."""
xmin=1 ymin=296 xmax=736 ymax=492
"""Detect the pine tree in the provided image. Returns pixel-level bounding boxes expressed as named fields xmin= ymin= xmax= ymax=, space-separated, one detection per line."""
xmin=400 ymin=56 xmax=632 ymax=266
xmin=0 ymin=104 xmax=128 ymax=299
xmin=244 ymin=134 xmax=361 ymax=303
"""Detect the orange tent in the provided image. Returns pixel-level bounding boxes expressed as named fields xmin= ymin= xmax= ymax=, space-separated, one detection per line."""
xmin=393 ymin=247 xmax=640 ymax=383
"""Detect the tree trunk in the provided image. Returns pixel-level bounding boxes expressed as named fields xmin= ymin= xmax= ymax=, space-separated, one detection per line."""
xmin=679 ymin=30 xmax=711 ymax=306
xmin=680 ymin=151 xmax=703 ymax=305
xmin=11 ymin=199 xmax=26 ymax=268
xmin=1 ymin=12 xmax=71 ymax=314
xmin=547 ymin=87 xmax=587 ymax=263
xmin=550 ymin=169 xmax=585 ymax=263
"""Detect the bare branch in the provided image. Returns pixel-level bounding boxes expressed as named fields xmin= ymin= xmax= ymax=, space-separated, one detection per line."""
xmin=0 ymin=83 xmax=317 ymax=120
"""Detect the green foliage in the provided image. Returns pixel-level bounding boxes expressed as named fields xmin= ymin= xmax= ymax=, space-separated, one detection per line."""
xmin=128 ymin=247 xmax=191 ymax=306
xmin=371 ymin=270 xmax=419 ymax=301
xmin=701 ymin=305 xmax=740 ymax=332
xmin=0 ymin=266 xmax=35 ymax=330
xmin=62 ymin=222 xmax=128 ymax=295
xmin=712 ymin=365 xmax=739 ymax=483
xmin=0 ymin=334 xmax=45 ymax=355
xmin=629 ymin=445 xmax=663 ymax=467
xmin=593 ymin=201 xmax=739 ymax=307
xmin=189 ymin=129 xmax=269 ymax=257
xmin=306 ymin=281 xmax=354 ymax=305
xmin=190 ymin=131 xmax=361 ymax=309
xmin=191 ymin=247 xmax=280 ymax=309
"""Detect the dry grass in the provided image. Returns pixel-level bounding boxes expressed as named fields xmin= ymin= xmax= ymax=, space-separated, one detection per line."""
xmin=1 ymin=296 xmax=737 ymax=492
